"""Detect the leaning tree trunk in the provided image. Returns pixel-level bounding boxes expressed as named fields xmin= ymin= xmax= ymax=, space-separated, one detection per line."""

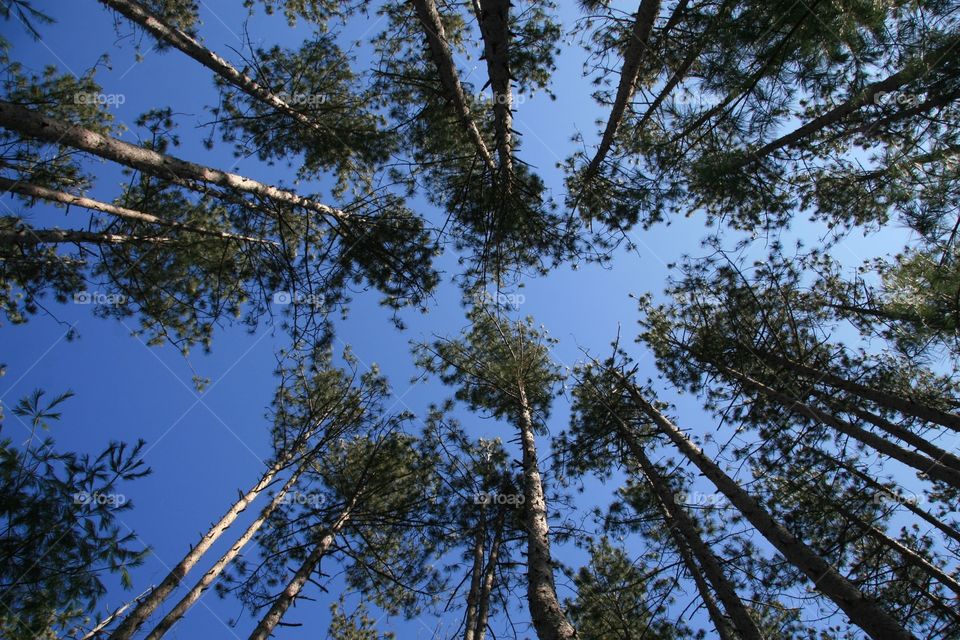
xmin=108 ymin=459 xmax=289 ymax=640
xmin=0 ymin=228 xmax=171 ymax=245
xmin=0 ymin=177 xmax=272 ymax=244
xmin=715 ymin=364 xmax=960 ymax=490
xmin=411 ymin=0 xmax=496 ymax=173
xmin=144 ymin=457 xmax=313 ymax=640
xmin=97 ymin=0 xmax=330 ymax=135
xmin=577 ymin=0 xmax=661 ymax=197
xmin=621 ymin=428 xmax=765 ymax=640
xmin=247 ymin=504 xmax=354 ymax=640
xmin=516 ymin=384 xmax=578 ymax=640
xmin=616 ymin=374 xmax=918 ymax=640
xmin=753 ymin=347 xmax=960 ymax=433
xmin=0 ymin=102 xmax=349 ymax=224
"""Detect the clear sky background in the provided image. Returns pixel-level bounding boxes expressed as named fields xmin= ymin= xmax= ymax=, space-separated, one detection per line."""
xmin=0 ymin=1 xmax=916 ymax=638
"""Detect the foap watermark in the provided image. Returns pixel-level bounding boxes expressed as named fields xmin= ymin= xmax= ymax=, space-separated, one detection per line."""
xmin=473 ymin=90 xmax=527 ymax=107
xmin=73 ymin=291 xmax=127 ymax=306
xmin=870 ymin=490 xmax=923 ymax=507
xmin=272 ymin=291 xmax=327 ymax=309
xmin=279 ymin=491 xmax=326 ymax=507
xmin=874 ymin=91 xmax=921 ymax=108
xmin=475 ymin=290 xmax=526 ymax=309
xmin=74 ymin=92 xmax=126 ymax=108
xmin=73 ymin=491 xmax=127 ymax=507
xmin=276 ymin=92 xmax=329 ymax=107
xmin=473 ymin=492 xmax=525 ymax=506
xmin=673 ymin=491 xmax=726 ymax=507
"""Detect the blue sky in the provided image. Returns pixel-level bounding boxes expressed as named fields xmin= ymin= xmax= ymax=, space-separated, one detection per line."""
xmin=0 ymin=1 xmax=919 ymax=638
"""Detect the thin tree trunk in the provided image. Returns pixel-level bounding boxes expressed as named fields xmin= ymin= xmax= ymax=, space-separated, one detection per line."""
xmin=80 ymin=587 xmax=152 ymax=640
xmin=476 ymin=0 xmax=514 ymax=191
xmin=143 ymin=459 xmax=312 ymax=640
xmin=0 ymin=102 xmax=348 ymax=223
xmin=716 ymin=364 xmax=960 ymax=490
xmin=97 ymin=0 xmax=330 ymax=135
xmin=0 ymin=177 xmax=275 ymax=245
xmin=753 ymin=348 xmax=960 ymax=433
xmin=411 ymin=0 xmax=496 ymax=173
xmin=808 ymin=446 xmax=960 ymax=546
xmin=247 ymin=505 xmax=354 ymax=640
xmin=616 ymin=374 xmax=917 ymax=640
xmin=0 ymin=228 xmax=171 ymax=245
xmin=463 ymin=514 xmax=487 ymax=640
xmin=733 ymin=35 xmax=960 ymax=167
xmin=577 ymin=0 xmax=661 ymax=197
xmin=810 ymin=388 xmax=960 ymax=471
xmin=473 ymin=506 xmax=506 ymax=640
xmin=516 ymin=384 xmax=578 ymax=640
xmin=108 ymin=460 xmax=288 ymax=640
xmin=621 ymin=428 xmax=765 ymax=640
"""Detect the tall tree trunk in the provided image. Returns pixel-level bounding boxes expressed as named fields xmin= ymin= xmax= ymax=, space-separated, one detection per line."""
xmin=0 ymin=102 xmax=349 ymax=223
xmin=0 ymin=177 xmax=273 ymax=244
xmin=473 ymin=506 xmax=506 ymax=640
xmin=516 ymin=384 xmax=578 ymax=640
xmin=577 ymin=0 xmax=661 ymax=198
xmin=247 ymin=505 xmax=354 ymax=640
xmin=733 ymin=35 xmax=960 ymax=167
xmin=109 ymin=459 xmax=289 ymax=640
xmin=463 ymin=513 xmax=487 ymax=640
xmin=144 ymin=459 xmax=312 ymax=640
xmin=753 ymin=347 xmax=960 ymax=433
xmin=716 ymin=364 xmax=960 ymax=490
xmin=411 ymin=0 xmax=496 ymax=173
xmin=616 ymin=374 xmax=918 ymax=640
xmin=475 ymin=0 xmax=514 ymax=191
xmin=97 ymin=0 xmax=330 ymax=135
xmin=621 ymin=427 xmax=765 ymax=640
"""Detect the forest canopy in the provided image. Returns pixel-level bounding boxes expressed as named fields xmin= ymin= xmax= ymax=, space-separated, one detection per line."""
xmin=1 ymin=0 xmax=959 ymax=639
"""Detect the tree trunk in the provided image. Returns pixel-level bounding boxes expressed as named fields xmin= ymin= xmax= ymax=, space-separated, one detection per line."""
xmin=0 ymin=228 xmax=171 ymax=245
xmin=411 ymin=0 xmax=496 ymax=173
xmin=578 ymin=0 xmax=661 ymax=197
xmin=463 ymin=514 xmax=487 ymax=640
xmin=474 ymin=506 xmax=506 ymax=640
xmin=144 ymin=460 xmax=311 ymax=640
xmin=0 ymin=177 xmax=274 ymax=244
xmin=621 ymin=427 xmax=765 ymax=640
xmin=617 ymin=374 xmax=917 ymax=640
xmin=476 ymin=0 xmax=514 ymax=191
xmin=0 ymin=102 xmax=348 ymax=223
xmin=247 ymin=505 xmax=353 ymax=640
xmin=753 ymin=348 xmax=960 ymax=433
xmin=108 ymin=460 xmax=287 ymax=640
xmin=717 ymin=364 xmax=960 ymax=490
xmin=97 ymin=0 xmax=329 ymax=135
xmin=516 ymin=384 xmax=578 ymax=640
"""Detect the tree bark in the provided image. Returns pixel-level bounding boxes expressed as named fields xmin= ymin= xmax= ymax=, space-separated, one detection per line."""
xmin=411 ymin=0 xmax=496 ymax=173
xmin=0 ymin=228 xmax=171 ymax=245
xmin=717 ymin=364 xmax=960 ymax=490
xmin=97 ymin=0 xmax=330 ymax=135
xmin=578 ymin=0 xmax=661 ymax=197
xmin=473 ymin=505 xmax=506 ymax=640
xmin=621 ymin=430 xmax=765 ymax=640
xmin=144 ymin=459 xmax=312 ymax=640
xmin=247 ymin=505 xmax=353 ymax=640
xmin=463 ymin=514 xmax=486 ymax=640
xmin=617 ymin=374 xmax=918 ymax=640
xmin=109 ymin=459 xmax=289 ymax=640
xmin=516 ymin=384 xmax=578 ymax=640
xmin=476 ymin=0 xmax=514 ymax=191
xmin=0 ymin=102 xmax=349 ymax=223
xmin=0 ymin=177 xmax=275 ymax=244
